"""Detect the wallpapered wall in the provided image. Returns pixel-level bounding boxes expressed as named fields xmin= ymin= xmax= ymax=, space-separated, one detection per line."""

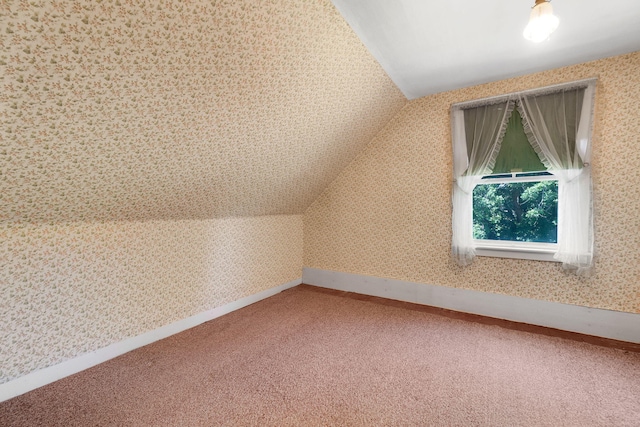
xmin=0 ymin=215 xmax=303 ymax=384
xmin=0 ymin=0 xmax=406 ymax=223
xmin=304 ymin=52 xmax=640 ymax=315
xmin=1 ymin=0 xmax=403 ymax=384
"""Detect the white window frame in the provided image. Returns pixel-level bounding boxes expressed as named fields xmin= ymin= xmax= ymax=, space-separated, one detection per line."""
xmin=472 ymin=172 xmax=561 ymax=262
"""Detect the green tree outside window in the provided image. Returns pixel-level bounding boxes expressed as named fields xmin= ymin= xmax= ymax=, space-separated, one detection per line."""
xmin=473 ymin=180 xmax=558 ymax=243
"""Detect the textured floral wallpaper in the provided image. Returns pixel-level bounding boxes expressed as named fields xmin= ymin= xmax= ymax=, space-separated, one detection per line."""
xmin=1 ymin=215 xmax=303 ymax=384
xmin=0 ymin=0 xmax=406 ymax=223
xmin=0 ymin=0 xmax=405 ymax=385
xmin=304 ymin=52 xmax=640 ymax=315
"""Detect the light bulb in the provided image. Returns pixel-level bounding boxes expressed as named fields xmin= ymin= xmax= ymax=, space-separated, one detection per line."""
xmin=523 ymin=1 xmax=559 ymax=42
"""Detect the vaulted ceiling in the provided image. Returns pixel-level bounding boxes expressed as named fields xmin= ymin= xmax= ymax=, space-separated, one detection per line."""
xmin=3 ymin=0 xmax=639 ymax=224
xmin=0 ymin=0 xmax=406 ymax=223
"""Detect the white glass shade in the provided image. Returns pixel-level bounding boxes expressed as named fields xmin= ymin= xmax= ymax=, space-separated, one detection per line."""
xmin=523 ymin=1 xmax=560 ymax=42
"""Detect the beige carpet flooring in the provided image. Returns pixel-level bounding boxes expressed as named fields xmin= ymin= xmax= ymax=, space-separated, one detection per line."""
xmin=2 ymin=285 xmax=640 ymax=426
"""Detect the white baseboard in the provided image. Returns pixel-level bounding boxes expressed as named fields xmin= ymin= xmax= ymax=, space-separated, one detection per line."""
xmin=0 ymin=277 xmax=302 ymax=403
xmin=303 ymin=267 xmax=640 ymax=344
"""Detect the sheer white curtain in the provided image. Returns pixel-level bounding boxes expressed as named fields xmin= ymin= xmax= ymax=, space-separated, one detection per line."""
xmin=517 ymin=82 xmax=596 ymax=273
xmin=451 ymin=101 xmax=514 ymax=265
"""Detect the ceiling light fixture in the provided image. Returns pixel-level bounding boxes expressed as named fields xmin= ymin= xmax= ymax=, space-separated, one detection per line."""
xmin=523 ymin=0 xmax=560 ymax=42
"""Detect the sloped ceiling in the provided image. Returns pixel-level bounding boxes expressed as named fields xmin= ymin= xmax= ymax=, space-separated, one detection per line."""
xmin=332 ymin=0 xmax=640 ymax=99
xmin=0 ymin=0 xmax=406 ymax=223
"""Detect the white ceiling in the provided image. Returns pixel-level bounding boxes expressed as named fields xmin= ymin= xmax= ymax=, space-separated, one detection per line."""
xmin=331 ymin=0 xmax=640 ymax=99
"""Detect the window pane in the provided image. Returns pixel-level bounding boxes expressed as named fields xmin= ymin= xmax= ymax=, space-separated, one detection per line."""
xmin=473 ymin=181 xmax=558 ymax=243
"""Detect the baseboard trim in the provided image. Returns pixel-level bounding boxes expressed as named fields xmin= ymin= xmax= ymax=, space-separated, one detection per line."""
xmin=0 ymin=277 xmax=302 ymax=403
xmin=302 ymin=268 xmax=640 ymax=344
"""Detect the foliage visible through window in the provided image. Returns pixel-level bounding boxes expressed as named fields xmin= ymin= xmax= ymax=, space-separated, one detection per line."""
xmin=472 ymin=177 xmax=558 ymax=243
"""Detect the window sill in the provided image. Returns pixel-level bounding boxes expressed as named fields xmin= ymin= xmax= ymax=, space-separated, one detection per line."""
xmin=474 ymin=241 xmax=560 ymax=262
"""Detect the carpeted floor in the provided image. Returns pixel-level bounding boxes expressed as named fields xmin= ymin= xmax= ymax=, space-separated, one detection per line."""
xmin=2 ymin=285 xmax=639 ymax=426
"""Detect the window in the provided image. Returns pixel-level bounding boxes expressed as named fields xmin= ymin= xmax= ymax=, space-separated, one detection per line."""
xmin=450 ymin=79 xmax=596 ymax=272
xmin=471 ymin=109 xmax=559 ymax=261
xmin=472 ymin=172 xmax=559 ymax=261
